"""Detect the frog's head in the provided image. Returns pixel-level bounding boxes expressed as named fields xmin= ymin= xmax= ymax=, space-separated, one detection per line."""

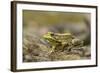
xmin=43 ymin=32 xmax=54 ymax=42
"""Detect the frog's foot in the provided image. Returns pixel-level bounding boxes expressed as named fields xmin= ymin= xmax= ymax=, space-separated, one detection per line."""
xmin=50 ymin=46 xmax=55 ymax=53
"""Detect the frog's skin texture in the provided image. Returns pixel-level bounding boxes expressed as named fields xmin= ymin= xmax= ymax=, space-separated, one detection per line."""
xmin=43 ymin=32 xmax=84 ymax=53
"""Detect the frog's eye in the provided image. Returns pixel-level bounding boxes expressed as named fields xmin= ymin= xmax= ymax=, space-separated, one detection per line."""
xmin=50 ymin=33 xmax=54 ymax=36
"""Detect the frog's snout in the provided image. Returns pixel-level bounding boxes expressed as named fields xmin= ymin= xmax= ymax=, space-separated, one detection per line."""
xmin=43 ymin=35 xmax=47 ymax=39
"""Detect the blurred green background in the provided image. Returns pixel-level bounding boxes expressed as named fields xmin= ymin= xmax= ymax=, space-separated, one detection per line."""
xmin=23 ymin=10 xmax=90 ymax=27
xmin=23 ymin=10 xmax=91 ymax=62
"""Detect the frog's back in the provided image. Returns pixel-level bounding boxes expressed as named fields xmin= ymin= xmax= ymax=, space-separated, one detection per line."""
xmin=54 ymin=33 xmax=74 ymax=42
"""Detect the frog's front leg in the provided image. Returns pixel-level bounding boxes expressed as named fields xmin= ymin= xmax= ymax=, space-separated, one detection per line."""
xmin=50 ymin=45 xmax=55 ymax=53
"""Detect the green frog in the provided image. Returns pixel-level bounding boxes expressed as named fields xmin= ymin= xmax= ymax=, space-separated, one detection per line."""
xmin=43 ymin=32 xmax=83 ymax=53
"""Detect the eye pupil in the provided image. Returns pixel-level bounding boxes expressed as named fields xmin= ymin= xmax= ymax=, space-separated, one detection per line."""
xmin=50 ymin=33 xmax=54 ymax=36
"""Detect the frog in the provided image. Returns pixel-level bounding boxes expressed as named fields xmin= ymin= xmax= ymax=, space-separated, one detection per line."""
xmin=43 ymin=32 xmax=81 ymax=52
xmin=43 ymin=32 xmax=61 ymax=52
